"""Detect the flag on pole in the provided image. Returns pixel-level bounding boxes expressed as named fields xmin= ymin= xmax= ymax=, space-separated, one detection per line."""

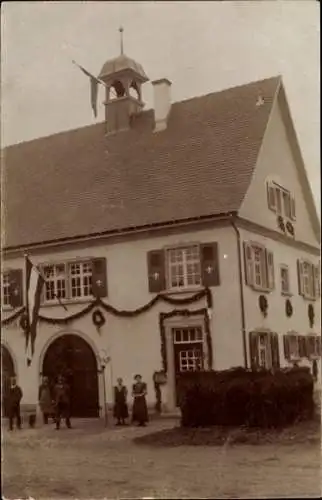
xmin=25 ymin=255 xmax=45 ymax=362
xmin=72 ymin=60 xmax=104 ymax=118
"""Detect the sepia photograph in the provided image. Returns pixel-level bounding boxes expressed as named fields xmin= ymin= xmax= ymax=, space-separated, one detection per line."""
xmin=1 ymin=1 xmax=320 ymax=499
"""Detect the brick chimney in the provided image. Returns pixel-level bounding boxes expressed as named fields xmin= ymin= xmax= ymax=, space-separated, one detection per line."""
xmin=152 ymin=78 xmax=172 ymax=132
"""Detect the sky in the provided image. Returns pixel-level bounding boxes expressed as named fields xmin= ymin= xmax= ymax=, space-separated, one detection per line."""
xmin=1 ymin=1 xmax=320 ymax=206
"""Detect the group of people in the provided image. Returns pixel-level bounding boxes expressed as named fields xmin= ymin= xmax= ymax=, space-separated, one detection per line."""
xmin=6 ymin=373 xmax=148 ymax=430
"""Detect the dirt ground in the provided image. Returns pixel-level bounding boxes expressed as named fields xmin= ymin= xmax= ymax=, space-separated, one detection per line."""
xmin=2 ymin=417 xmax=321 ymax=499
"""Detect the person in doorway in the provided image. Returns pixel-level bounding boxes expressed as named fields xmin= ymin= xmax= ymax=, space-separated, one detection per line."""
xmin=132 ymin=374 xmax=148 ymax=427
xmin=53 ymin=375 xmax=71 ymax=430
xmin=38 ymin=376 xmax=53 ymax=424
xmin=113 ymin=378 xmax=129 ymax=426
xmin=8 ymin=377 xmax=23 ymax=431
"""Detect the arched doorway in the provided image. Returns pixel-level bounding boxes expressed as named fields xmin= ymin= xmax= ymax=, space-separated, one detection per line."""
xmin=42 ymin=334 xmax=99 ymax=418
xmin=1 ymin=345 xmax=15 ymax=417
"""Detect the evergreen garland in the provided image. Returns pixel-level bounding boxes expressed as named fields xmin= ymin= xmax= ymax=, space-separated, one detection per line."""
xmin=1 ymin=288 xmax=211 ymax=326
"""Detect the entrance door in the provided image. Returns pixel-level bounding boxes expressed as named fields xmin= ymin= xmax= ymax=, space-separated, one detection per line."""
xmin=1 ymin=345 xmax=15 ymax=417
xmin=42 ymin=334 xmax=99 ymax=418
xmin=172 ymin=326 xmax=204 ymax=406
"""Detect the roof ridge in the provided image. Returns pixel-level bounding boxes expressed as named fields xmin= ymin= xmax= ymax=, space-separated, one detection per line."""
xmin=3 ymin=75 xmax=281 ymax=150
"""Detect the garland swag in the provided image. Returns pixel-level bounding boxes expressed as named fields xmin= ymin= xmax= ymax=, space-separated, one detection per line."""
xmin=1 ymin=288 xmax=212 ymax=327
xmin=159 ymin=307 xmax=213 ymax=374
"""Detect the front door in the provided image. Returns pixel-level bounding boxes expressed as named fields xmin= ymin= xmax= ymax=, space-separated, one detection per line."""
xmin=172 ymin=326 xmax=204 ymax=406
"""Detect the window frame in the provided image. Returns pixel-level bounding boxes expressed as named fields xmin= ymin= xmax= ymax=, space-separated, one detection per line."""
xmin=267 ymin=181 xmax=296 ymax=221
xmin=299 ymin=259 xmax=319 ymax=300
xmin=306 ymin=335 xmax=321 ymax=360
xmin=244 ymin=241 xmax=275 ymax=292
xmin=166 ymin=244 xmax=202 ymax=291
xmin=68 ymin=261 xmax=93 ymax=300
xmin=40 ymin=257 xmax=95 ymax=305
xmin=1 ymin=271 xmax=12 ymax=309
xmin=280 ymin=264 xmax=291 ymax=296
xmin=287 ymin=333 xmax=300 ymax=361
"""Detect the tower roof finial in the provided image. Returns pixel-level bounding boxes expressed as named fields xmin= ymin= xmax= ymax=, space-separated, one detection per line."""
xmin=119 ymin=26 xmax=124 ymax=55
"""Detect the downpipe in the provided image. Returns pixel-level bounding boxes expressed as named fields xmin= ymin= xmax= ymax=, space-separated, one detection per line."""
xmin=230 ymin=216 xmax=248 ymax=369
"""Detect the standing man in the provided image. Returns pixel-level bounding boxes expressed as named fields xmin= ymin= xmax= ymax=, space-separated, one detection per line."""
xmin=53 ymin=375 xmax=71 ymax=430
xmin=38 ymin=376 xmax=53 ymax=424
xmin=8 ymin=377 xmax=23 ymax=431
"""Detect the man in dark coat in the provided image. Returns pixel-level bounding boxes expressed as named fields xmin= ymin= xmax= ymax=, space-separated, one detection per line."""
xmin=53 ymin=375 xmax=71 ymax=430
xmin=8 ymin=377 xmax=23 ymax=431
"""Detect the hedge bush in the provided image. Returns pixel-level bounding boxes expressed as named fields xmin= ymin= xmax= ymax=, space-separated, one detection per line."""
xmin=178 ymin=367 xmax=315 ymax=428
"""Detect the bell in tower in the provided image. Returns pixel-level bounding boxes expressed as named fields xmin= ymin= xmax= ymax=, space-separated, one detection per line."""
xmin=98 ymin=27 xmax=149 ymax=134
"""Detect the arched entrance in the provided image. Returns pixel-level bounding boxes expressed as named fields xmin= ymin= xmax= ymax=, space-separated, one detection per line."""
xmin=42 ymin=334 xmax=99 ymax=418
xmin=1 ymin=345 xmax=15 ymax=417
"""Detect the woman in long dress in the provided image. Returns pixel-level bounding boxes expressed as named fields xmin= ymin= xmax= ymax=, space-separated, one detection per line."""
xmin=132 ymin=374 xmax=148 ymax=426
xmin=113 ymin=378 xmax=129 ymax=425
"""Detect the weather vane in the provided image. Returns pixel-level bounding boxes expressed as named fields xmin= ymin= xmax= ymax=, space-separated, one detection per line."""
xmin=119 ymin=26 xmax=124 ymax=55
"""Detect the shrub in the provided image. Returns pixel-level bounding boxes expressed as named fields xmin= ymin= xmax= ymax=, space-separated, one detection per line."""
xmin=178 ymin=366 xmax=315 ymax=428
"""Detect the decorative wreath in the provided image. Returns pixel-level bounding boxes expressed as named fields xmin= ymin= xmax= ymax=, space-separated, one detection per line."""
xmin=19 ymin=313 xmax=28 ymax=331
xmin=285 ymin=299 xmax=293 ymax=318
xmin=259 ymin=295 xmax=268 ymax=317
xmin=308 ymin=304 xmax=315 ymax=328
xmin=286 ymin=221 xmax=294 ymax=236
xmin=277 ymin=215 xmax=286 ymax=233
xmin=92 ymin=309 xmax=106 ymax=329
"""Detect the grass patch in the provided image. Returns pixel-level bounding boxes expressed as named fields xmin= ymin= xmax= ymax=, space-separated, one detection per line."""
xmin=133 ymin=416 xmax=321 ymax=448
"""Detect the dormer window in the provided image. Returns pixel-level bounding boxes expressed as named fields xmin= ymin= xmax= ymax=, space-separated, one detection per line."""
xmin=267 ymin=181 xmax=296 ymax=221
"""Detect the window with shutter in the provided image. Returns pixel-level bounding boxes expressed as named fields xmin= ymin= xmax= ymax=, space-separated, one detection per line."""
xmin=3 ymin=269 xmax=24 ymax=308
xmin=91 ymin=258 xmax=108 ymax=298
xmin=200 ymin=242 xmax=220 ymax=287
xmin=298 ymin=259 xmax=317 ymax=299
xmin=298 ymin=335 xmax=307 ymax=358
xmin=313 ymin=265 xmax=320 ymax=298
xmin=148 ymin=250 xmax=166 ymax=293
xmin=243 ymin=242 xmax=254 ymax=286
xmin=306 ymin=335 xmax=320 ymax=359
xmin=266 ymin=250 xmax=275 ymax=290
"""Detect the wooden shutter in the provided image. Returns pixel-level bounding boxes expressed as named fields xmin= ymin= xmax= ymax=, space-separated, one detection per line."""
xmin=8 ymin=269 xmax=24 ymax=308
xmin=290 ymin=196 xmax=296 ymax=221
xmin=147 ymin=250 xmax=166 ymax=293
xmin=265 ymin=250 xmax=275 ymax=290
xmin=271 ymin=333 xmax=280 ymax=369
xmin=313 ymin=264 xmax=320 ymax=299
xmin=283 ymin=335 xmax=290 ymax=361
xmin=243 ymin=242 xmax=254 ymax=286
xmin=249 ymin=331 xmax=259 ymax=370
xmin=91 ymin=258 xmax=107 ymax=298
xmin=297 ymin=259 xmax=304 ymax=296
xmin=298 ymin=335 xmax=307 ymax=358
xmin=200 ymin=242 xmax=220 ymax=287
xmin=316 ymin=337 xmax=321 ymax=357
xmin=267 ymin=182 xmax=276 ymax=211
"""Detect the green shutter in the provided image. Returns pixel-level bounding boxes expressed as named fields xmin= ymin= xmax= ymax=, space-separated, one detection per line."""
xmin=200 ymin=243 xmax=220 ymax=287
xmin=147 ymin=250 xmax=166 ymax=293
xmin=91 ymin=258 xmax=107 ymax=298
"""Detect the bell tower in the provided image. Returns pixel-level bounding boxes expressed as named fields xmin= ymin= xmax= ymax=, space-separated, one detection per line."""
xmin=98 ymin=28 xmax=149 ymax=134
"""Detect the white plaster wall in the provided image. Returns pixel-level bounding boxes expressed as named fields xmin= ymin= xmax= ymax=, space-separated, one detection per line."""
xmin=240 ymin=92 xmax=319 ymax=248
xmin=240 ymin=227 xmax=321 ymax=383
xmin=2 ymin=225 xmax=243 ymax=412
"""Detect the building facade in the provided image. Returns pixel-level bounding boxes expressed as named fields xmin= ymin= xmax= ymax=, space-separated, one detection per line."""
xmin=1 ymin=49 xmax=320 ymax=417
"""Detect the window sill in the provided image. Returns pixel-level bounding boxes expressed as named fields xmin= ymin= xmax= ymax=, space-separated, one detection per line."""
xmin=302 ymin=295 xmax=318 ymax=302
xmin=161 ymin=286 xmax=204 ymax=297
xmin=281 ymin=291 xmax=293 ymax=297
xmin=250 ymin=286 xmax=272 ymax=294
xmin=41 ymin=297 xmax=94 ymax=308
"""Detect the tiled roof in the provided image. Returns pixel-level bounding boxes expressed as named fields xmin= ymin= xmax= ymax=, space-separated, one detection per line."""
xmin=2 ymin=76 xmax=280 ymax=249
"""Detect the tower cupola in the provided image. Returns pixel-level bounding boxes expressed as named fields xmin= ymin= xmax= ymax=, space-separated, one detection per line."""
xmin=99 ymin=28 xmax=149 ymax=134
